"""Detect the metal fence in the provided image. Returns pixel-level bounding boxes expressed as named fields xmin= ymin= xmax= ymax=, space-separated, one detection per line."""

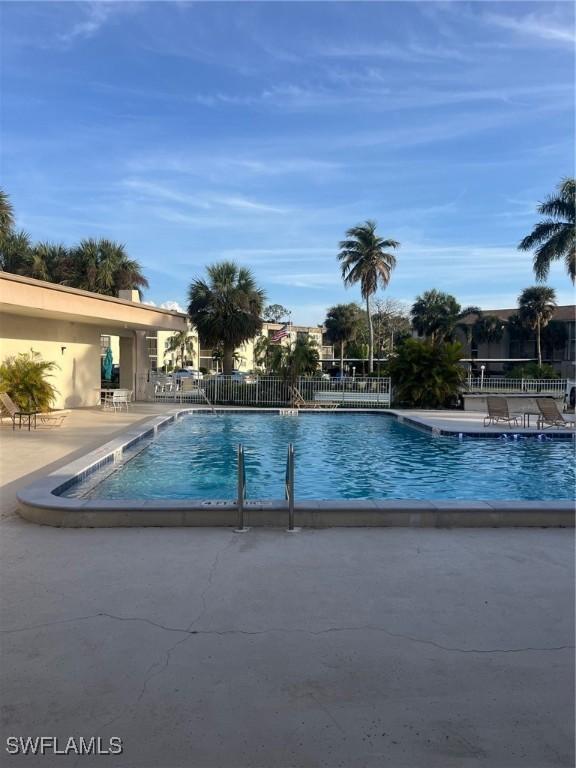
xmin=146 ymin=375 xmax=392 ymax=408
xmin=463 ymin=377 xmax=567 ymax=395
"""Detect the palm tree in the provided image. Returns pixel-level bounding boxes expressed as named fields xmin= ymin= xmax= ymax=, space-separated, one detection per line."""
xmin=411 ymin=290 xmax=461 ymax=344
xmin=67 ymin=238 xmax=149 ymax=296
xmin=165 ymin=331 xmax=195 ymax=368
xmin=338 ymin=220 xmax=399 ymax=373
xmin=270 ymin=337 xmax=320 ymax=397
xmin=456 ymin=306 xmax=482 ymax=356
xmin=0 ymin=230 xmax=32 ymax=275
xmin=518 ymin=177 xmax=575 ymax=283
xmin=0 ymin=189 xmax=15 ymax=239
xmin=29 ymin=242 xmax=68 ymax=282
xmin=517 ymin=286 xmax=557 ymax=367
xmin=324 ymin=303 xmax=362 ymax=374
xmin=188 ymin=261 xmax=266 ymax=375
xmin=254 ymin=335 xmax=273 ymax=372
xmin=475 ymin=315 xmax=506 ymax=357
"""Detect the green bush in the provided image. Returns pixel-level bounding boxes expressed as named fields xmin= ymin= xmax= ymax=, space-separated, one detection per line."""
xmin=0 ymin=350 xmax=59 ymax=411
xmin=505 ymin=363 xmax=559 ymax=380
xmin=389 ymin=339 xmax=465 ymax=408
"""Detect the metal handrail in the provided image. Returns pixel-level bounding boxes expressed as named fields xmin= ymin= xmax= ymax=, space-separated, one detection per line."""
xmin=285 ymin=443 xmax=295 ymax=531
xmin=236 ymin=443 xmax=248 ymax=531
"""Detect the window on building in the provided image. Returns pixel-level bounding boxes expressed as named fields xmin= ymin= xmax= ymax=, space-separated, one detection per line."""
xmin=146 ymin=337 xmax=158 ymax=371
xmin=100 ymin=335 xmax=111 ymax=356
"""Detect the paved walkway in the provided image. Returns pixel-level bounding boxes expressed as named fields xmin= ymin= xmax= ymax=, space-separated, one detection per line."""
xmin=391 ymin=408 xmax=575 ymax=435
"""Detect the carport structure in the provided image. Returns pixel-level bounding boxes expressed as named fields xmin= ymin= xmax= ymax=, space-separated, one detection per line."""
xmin=0 ymin=273 xmax=188 ymax=408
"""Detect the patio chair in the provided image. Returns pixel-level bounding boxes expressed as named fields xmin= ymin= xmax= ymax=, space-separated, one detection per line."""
xmin=483 ymin=396 xmax=521 ymax=428
xmin=0 ymin=392 xmax=40 ymax=430
xmin=536 ymin=398 xmax=575 ymax=429
xmin=179 ymin=378 xmax=203 ymax=402
xmin=102 ymin=389 xmax=131 ymax=412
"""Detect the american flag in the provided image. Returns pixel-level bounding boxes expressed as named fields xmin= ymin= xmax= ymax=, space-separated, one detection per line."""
xmin=270 ymin=324 xmax=289 ymax=342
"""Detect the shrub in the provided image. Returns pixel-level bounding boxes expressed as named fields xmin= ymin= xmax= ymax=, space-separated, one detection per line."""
xmin=505 ymin=363 xmax=559 ymax=380
xmin=389 ymin=339 xmax=465 ymax=408
xmin=0 ymin=350 xmax=58 ymax=411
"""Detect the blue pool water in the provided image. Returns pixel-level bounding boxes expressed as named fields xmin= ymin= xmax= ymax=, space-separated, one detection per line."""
xmin=64 ymin=413 xmax=575 ymax=501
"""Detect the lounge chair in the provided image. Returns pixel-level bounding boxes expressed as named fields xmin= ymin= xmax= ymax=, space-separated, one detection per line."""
xmin=483 ymin=396 xmax=521 ymax=428
xmin=38 ymin=409 xmax=71 ymax=427
xmin=536 ymin=398 xmax=575 ymax=429
xmin=289 ymin=386 xmax=338 ymax=410
xmin=0 ymin=392 xmax=40 ymax=430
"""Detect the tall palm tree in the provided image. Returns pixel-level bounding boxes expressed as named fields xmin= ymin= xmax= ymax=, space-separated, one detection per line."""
xmin=338 ymin=220 xmax=399 ymax=373
xmin=188 ymin=261 xmax=266 ymax=375
xmin=411 ymin=290 xmax=461 ymax=344
xmin=517 ymin=286 xmax=557 ymax=367
xmin=165 ymin=331 xmax=195 ymax=368
xmin=518 ymin=177 xmax=575 ymax=283
xmin=0 ymin=189 xmax=15 ymax=239
xmin=324 ymin=303 xmax=362 ymax=374
xmin=67 ymin=238 xmax=149 ymax=296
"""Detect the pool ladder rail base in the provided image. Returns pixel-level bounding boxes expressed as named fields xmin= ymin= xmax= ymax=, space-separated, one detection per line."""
xmin=234 ymin=442 xmax=300 ymax=533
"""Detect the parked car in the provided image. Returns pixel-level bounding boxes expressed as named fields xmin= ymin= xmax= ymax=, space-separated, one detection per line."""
xmin=217 ymin=370 xmax=256 ymax=383
xmin=172 ymin=368 xmax=203 ymax=380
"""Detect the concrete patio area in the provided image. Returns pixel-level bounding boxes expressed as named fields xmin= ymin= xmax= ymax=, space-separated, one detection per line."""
xmin=1 ymin=406 xmax=574 ymax=767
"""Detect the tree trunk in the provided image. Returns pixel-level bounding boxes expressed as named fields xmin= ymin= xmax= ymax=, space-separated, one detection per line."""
xmin=223 ymin=345 xmax=235 ymax=375
xmin=366 ymin=295 xmax=374 ymax=374
xmin=536 ymin=318 xmax=542 ymax=367
xmin=340 ymin=340 xmax=344 ymax=375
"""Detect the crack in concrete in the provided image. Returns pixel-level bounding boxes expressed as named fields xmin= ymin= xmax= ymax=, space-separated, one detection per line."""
xmin=3 ymin=613 xmax=573 ymax=655
xmin=98 ymin=537 xmax=235 ymax=731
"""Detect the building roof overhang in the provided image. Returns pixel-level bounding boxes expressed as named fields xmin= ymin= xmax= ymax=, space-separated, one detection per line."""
xmin=0 ymin=273 xmax=188 ymax=333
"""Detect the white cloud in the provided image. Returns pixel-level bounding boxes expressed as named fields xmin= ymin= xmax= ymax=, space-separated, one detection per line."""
xmin=122 ymin=179 xmax=289 ymax=215
xmin=160 ymin=300 xmax=185 ymax=313
xmin=483 ymin=11 xmax=576 ymax=45
xmin=266 ymin=272 xmax=342 ymax=290
xmin=58 ymin=3 xmax=128 ymax=44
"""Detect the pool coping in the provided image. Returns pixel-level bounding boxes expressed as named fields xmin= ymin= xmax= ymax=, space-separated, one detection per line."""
xmin=16 ymin=408 xmax=575 ymax=528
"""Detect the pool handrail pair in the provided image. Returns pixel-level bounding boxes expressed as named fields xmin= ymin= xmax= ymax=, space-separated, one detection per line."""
xmin=285 ymin=443 xmax=295 ymax=531
xmin=236 ymin=442 xmax=295 ymax=531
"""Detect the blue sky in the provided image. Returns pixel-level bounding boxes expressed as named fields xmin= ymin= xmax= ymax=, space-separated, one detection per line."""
xmin=2 ymin=1 xmax=575 ymax=322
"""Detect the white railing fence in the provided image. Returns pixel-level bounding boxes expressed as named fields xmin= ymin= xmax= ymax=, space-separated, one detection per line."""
xmin=464 ymin=377 xmax=566 ymax=395
xmin=145 ymin=375 xmax=392 ymax=408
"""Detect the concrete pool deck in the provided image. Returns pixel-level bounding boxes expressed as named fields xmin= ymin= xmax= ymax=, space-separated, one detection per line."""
xmin=0 ymin=526 xmax=574 ymax=767
xmin=1 ymin=405 xmax=574 ymax=766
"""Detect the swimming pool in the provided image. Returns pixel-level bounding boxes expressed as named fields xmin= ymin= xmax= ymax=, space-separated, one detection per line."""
xmin=63 ymin=412 xmax=575 ymax=502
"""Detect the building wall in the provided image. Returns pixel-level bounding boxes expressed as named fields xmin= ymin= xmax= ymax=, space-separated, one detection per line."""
xmin=1 ymin=313 xmax=101 ymax=408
